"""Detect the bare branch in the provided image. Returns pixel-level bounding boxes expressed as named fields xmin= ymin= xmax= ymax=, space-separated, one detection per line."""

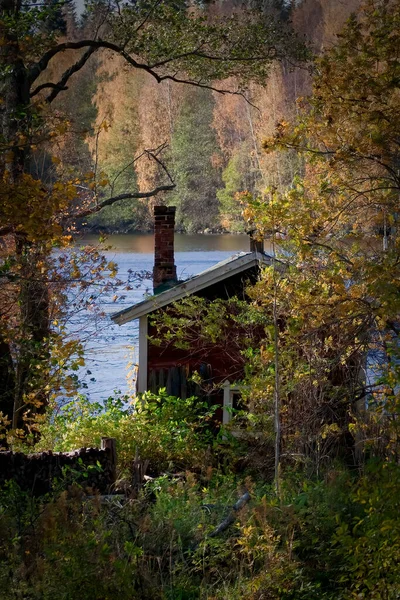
xmin=157 ymin=75 xmax=256 ymax=104
xmin=45 ymin=46 xmax=98 ymax=104
xmin=75 ymin=184 xmax=175 ymax=220
xmin=143 ymin=142 xmax=174 ymax=184
xmin=109 ymin=151 xmax=148 ymax=197
xmin=30 ymin=82 xmax=68 ymax=98
xmin=109 ymin=141 xmax=170 ymax=196
xmin=61 ymin=141 xmax=174 ymax=221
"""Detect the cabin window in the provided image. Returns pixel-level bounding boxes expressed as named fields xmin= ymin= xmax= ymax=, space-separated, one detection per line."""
xmin=222 ymin=380 xmax=247 ymax=425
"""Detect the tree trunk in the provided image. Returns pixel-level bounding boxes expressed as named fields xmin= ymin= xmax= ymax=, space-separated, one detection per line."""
xmin=0 ymin=336 xmax=15 ymax=428
xmin=13 ymin=239 xmax=50 ymax=432
xmin=0 ymin=0 xmax=30 ymax=179
xmin=1 ymin=0 xmax=51 ymax=434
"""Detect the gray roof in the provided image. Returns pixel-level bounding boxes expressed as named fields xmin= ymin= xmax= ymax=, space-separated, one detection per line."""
xmin=111 ymin=251 xmax=273 ymax=325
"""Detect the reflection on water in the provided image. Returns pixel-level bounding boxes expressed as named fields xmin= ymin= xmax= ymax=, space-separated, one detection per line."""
xmin=69 ymin=234 xmax=271 ymax=401
xmin=75 ymin=232 xmax=262 ymax=253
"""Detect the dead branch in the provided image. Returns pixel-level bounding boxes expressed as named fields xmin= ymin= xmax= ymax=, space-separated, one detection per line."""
xmin=144 ymin=144 xmax=174 ymax=186
xmin=74 ymin=184 xmax=175 ymax=220
xmin=109 ymin=142 xmax=169 ymax=197
xmin=209 ymin=490 xmax=251 ymax=538
xmin=72 ymin=140 xmax=175 ymax=219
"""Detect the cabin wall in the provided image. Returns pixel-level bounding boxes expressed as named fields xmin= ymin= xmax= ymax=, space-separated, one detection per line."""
xmin=147 ymin=320 xmax=233 ymax=400
xmin=146 ymin=268 xmax=261 ymax=396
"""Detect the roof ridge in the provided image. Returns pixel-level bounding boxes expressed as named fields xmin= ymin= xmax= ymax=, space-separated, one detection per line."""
xmin=111 ymin=250 xmax=273 ymax=325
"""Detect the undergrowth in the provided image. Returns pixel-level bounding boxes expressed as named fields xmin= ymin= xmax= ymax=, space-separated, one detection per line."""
xmin=34 ymin=391 xmax=218 ymax=476
xmin=1 ymin=393 xmax=400 ymax=599
xmin=1 ymin=464 xmax=400 ymax=599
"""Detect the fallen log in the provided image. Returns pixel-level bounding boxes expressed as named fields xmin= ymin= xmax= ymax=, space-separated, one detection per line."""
xmin=209 ymin=491 xmax=251 ymax=538
xmin=187 ymin=490 xmax=251 ymax=556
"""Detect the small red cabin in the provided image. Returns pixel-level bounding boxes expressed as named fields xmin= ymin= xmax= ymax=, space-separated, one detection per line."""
xmin=111 ymin=206 xmax=272 ymax=422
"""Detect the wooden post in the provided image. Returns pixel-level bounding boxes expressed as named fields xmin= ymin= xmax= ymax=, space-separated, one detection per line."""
xmin=138 ymin=315 xmax=148 ymax=393
xmin=101 ymin=437 xmax=117 ymax=484
xmin=223 ymin=380 xmax=232 ymax=425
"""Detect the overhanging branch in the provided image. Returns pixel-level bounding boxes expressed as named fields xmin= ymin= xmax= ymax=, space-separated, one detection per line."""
xmin=46 ymin=46 xmax=98 ymax=103
xmin=28 ymin=39 xmax=163 ymax=86
xmin=27 ymin=39 xmax=260 ymax=104
xmin=30 ymin=46 xmax=99 ymax=104
xmin=75 ymin=184 xmax=175 ymax=219
xmin=30 ymin=82 xmax=68 ymax=97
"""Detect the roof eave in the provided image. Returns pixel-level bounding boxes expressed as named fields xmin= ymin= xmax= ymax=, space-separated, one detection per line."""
xmin=111 ymin=251 xmax=273 ymax=325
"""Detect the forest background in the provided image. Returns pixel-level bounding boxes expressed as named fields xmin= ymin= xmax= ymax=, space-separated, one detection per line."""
xmin=56 ymin=0 xmax=361 ymax=234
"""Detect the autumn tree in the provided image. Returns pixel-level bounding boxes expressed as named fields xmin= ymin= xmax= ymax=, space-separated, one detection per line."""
xmin=244 ymin=0 xmax=400 ymax=466
xmin=149 ymin=0 xmax=400 ymax=471
xmin=0 ymin=0 xmax=308 ymax=435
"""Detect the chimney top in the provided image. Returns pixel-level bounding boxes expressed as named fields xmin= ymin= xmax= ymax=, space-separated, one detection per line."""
xmin=154 ymin=205 xmax=176 ymax=216
xmin=248 ymin=230 xmax=264 ymax=253
xmin=153 ymin=205 xmax=177 ymax=294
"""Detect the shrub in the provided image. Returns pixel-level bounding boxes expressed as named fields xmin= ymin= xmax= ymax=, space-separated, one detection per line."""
xmin=35 ymin=391 xmax=216 ymax=476
xmin=0 ymin=481 xmax=141 ymax=599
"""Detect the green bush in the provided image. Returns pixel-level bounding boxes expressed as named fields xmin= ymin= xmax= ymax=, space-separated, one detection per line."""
xmin=331 ymin=461 xmax=400 ymax=599
xmin=0 ymin=481 xmax=141 ymax=599
xmin=264 ymin=463 xmax=400 ymax=599
xmin=35 ymin=391 xmax=216 ymax=476
xmin=0 ymin=471 xmax=262 ymax=599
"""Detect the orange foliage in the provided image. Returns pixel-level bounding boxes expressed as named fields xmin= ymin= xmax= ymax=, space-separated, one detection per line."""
xmin=212 ymin=79 xmax=249 ymax=158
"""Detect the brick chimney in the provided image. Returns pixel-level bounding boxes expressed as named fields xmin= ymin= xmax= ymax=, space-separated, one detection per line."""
xmin=153 ymin=206 xmax=177 ymax=293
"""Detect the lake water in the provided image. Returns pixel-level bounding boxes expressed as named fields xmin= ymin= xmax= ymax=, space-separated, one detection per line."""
xmin=70 ymin=233 xmax=263 ymax=401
